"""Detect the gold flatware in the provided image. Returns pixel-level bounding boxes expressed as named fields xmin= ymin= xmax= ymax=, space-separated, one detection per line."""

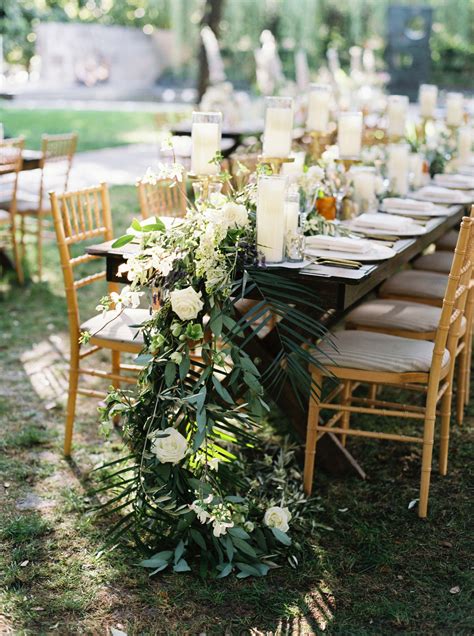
xmin=306 ymin=255 xmax=363 ymax=269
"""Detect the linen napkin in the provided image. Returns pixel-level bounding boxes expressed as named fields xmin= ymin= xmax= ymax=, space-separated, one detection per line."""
xmin=381 ymin=198 xmax=435 ymax=213
xmin=413 ymin=186 xmax=467 ymax=203
xmin=351 ymin=213 xmax=417 ymax=232
xmin=434 ymin=174 xmax=474 ymax=189
xmin=305 ymin=234 xmax=371 ymax=253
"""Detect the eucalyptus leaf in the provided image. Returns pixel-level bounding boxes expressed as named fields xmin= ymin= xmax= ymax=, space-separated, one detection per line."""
xmin=111 ymin=234 xmax=134 ymax=248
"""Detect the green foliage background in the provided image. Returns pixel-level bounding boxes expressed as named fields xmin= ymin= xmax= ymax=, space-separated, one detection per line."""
xmin=3 ymin=1 xmax=474 ymax=89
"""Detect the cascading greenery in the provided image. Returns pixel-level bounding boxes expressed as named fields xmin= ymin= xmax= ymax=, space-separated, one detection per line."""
xmin=90 ymin=176 xmax=329 ymax=579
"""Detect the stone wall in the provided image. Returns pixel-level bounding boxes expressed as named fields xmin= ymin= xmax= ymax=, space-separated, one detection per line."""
xmin=35 ymin=22 xmax=176 ymax=89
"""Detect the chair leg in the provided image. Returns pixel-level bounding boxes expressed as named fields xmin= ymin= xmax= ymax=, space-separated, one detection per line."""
xmin=341 ymin=380 xmax=352 ymax=447
xmin=111 ymin=350 xmax=121 ymax=388
xmin=418 ymin=392 xmax=437 ymax=518
xmin=456 ymin=342 xmax=468 ymax=427
xmin=10 ymin=220 xmax=24 ymax=285
xmin=465 ymin=330 xmax=473 ymax=405
xmin=304 ymin=372 xmax=322 ymax=496
xmin=20 ymin=215 xmax=26 ymax=261
xmin=37 ymin=215 xmax=43 ymax=282
xmin=368 ymin=383 xmax=378 ymax=404
xmin=439 ymin=369 xmax=455 ymax=476
xmin=64 ymin=343 xmax=80 ymax=456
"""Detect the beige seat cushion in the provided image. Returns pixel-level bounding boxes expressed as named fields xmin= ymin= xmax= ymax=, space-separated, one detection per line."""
xmin=379 ymin=270 xmax=447 ymax=300
xmin=413 ymin=251 xmax=453 ymax=273
xmin=346 ymin=299 xmax=443 ymax=332
xmin=16 ymin=194 xmax=50 ymax=214
xmin=81 ymin=308 xmax=148 ymax=345
xmin=347 ymin=298 xmax=466 ymax=334
xmin=313 ymin=330 xmax=449 ymax=373
xmin=0 ymin=209 xmax=10 ymax=224
xmin=436 ymin=229 xmax=457 ymax=251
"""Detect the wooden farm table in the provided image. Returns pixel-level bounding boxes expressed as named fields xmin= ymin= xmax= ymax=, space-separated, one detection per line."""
xmin=86 ymin=203 xmax=466 ymax=474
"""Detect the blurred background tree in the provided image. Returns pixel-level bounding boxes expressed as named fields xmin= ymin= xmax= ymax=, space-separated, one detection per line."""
xmin=3 ymin=0 xmax=474 ymax=90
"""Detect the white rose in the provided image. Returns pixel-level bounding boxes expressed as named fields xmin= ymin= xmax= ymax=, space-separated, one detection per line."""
xmin=151 ymin=427 xmax=188 ymax=464
xmin=264 ymin=506 xmax=292 ymax=533
xmin=170 ymin=286 xmax=204 ymax=321
xmin=222 ymin=201 xmax=249 ymax=229
xmin=306 ymin=165 xmax=325 ymax=182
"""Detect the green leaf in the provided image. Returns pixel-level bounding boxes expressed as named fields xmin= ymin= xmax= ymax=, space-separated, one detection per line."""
xmin=111 ymin=234 xmax=134 ymax=248
xmin=235 ymin=562 xmax=263 ymax=577
xmin=164 ymin=361 xmax=176 ymax=387
xmin=190 ymin=529 xmax=206 ymax=550
xmin=134 ymin=353 xmax=153 ymax=365
xmin=231 ymin=537 xmax=258 ymax=559
xmin=141 ymin=219 xmax=166 ymax=232
xmin=243 ymin=372 xmax=262 ymax=393
xmin=179 ymin=355 xmax=190 ymax=381
xmin=131 ymin=217 xmax=142 ymax=231
xmin=240 ymin=355 xmax=260 ymax=376
xmin=139 ymin=550 xmax=173 ymax=568
xmin=224 ymin=535 xmax=234 ymax=562
xmin=210 ymin=311 xmax=223 ymax=338
xmin=211 ymin=376 xmax=234 ymax=404
xmin=173 ymin=558 xmax=191 ymax=572
xmin=228 ymin=527 xmax=250 ymax=540
xmin=271 ymin=527 xmax=292 ymax=546
xmin=149 ymin=562 xmax=170 ymax=575
xmin=216 ymin=562 xmax=233 ymax=578
xmin=174 ymin=540 xmax=185 ymax=563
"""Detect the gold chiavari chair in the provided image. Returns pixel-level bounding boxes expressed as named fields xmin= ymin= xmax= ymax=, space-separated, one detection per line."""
xmin=304 ymin=217 xmax=473 ymax=518
xmin=17 ymin=133 xmax=78 ymax=280
xmin=137 ymin=176 xmax=187 ymax=220
xmin=0 ymin=138 xmax=25 ymax=284
xmin=50 ymin=183 xmax=149 ymax=456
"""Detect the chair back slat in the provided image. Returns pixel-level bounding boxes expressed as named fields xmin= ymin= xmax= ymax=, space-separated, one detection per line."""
xmin=137 ymin=177 xmax=187 ymax=219
xmin=432 ymin=217 xmax=473 ymax=373
xmin=35 ymin=133 xmax=78 ymax=212
xmin=50 ymin=183 xmax=115 ymax=336
xmin=0 ymin=138 xmax=24 ymax=213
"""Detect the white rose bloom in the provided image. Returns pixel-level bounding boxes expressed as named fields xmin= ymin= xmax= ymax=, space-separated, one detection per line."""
xmin=263 ymin=506 xmax=292 ymax=533
xmin=151 ymin=427 xmax=188 ymax=464
xmin=306 ymin=165 xmax=325 ymax=182
xmin=189 ymin=500 xmax=210 ymax=524
xmin=170 ymin=286 xmax=204 ymax=321
xmin=209 ymin=192 xmax=227 ymax=207
xmin=221 ymin=201 xmax=249 ymax=229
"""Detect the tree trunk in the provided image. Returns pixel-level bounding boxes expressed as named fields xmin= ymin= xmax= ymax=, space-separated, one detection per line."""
xmin=197 ymin=0 xmax=225 ymax=103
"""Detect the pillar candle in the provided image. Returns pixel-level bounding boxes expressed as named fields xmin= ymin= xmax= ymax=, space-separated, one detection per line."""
xmin=262 ymin=97 xmax=294 ymax=158
xmin=387 ymin=143 xmax=409 ymax=196
xmin=191 ymin=112 xmax=221 ymax=175
xmin=307 ymin=84 xmax=331 ymax=132
xmin=281 ymin=151 xmax=306 ymax=179
xmin=351 ymin=167 xmax=376 ymax=204
xmin=284 ymin=187 xmax=300 ymax=235
xmin=419 ymin=84 xmax=438 ymax=119
xmin=256 ymin=175 xmax=287 ymax=263
xmin=387 ymin=95 xmax=408 ymax=138
xmin=337 ymin=111 xmax=363 ymax=158
xmin=458 ymin=126 xmax=473 ymax=163
xmin=409 ymin=153 xmax=424 ymax=188
xmin=446 ymin=92 xmax=464 ymax=127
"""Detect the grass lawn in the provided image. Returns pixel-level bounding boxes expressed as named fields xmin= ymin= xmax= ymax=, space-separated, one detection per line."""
xmin=0 ymin=186 xmax=473 ymax=634
xmin=0 ymin=107 xmax=162 ymax=152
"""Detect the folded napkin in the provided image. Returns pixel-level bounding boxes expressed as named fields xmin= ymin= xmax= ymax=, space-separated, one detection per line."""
xmin=351 ymin=213 xmax=416 ymax=232
xmin=306 ymin=234 xmax=371 ymax=253
xmin=382 ymin=198 xmax=435 ymax=213
xmin=413 ymin=186 xmax=466 ymax=203
xmin=434 ymin=174 xmax=474 ymax=189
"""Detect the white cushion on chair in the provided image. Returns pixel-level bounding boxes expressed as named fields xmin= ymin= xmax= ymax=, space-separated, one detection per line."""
xmin=16 ymin=194 xmax=50 ymax=214
xmin=346 ymin=299 xmax=442 ymax=332
xmin=313 ymin=330 xmax=449 ymax=373
xmin=0 ymin=209 xmax=10 ymax=224
xmin=81 ymin=308 xmax=148 ymax=345
xmin=379 ymin=270 xmax=447 ymax=300
xmin=436 ymin=229 xmax=457 ymax=251
xmin=413 ymin=251 xmax=453 ymax=273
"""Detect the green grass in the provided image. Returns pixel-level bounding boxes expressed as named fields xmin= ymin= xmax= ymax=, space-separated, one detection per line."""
xmin=0 ymin=107 xmax=160 ymax=152
xmin=0 ymin=185 xmax=473 ymax=634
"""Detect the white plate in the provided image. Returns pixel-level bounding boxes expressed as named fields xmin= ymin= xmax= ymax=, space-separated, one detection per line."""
xmin=432 ymin=178 xmax=474 ymax=191
xmin=411 ymin=191 xmax=473 ymax=205
xmin=306 ymin=243 xmax=396 ymax=262
xmin=380 ymin=204 xmax=449 ymax=217
xmin=341 ymin=219 xmax=426 ymax=237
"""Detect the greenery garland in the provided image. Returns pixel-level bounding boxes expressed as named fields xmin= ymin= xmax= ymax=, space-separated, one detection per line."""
xmin=88 ymin=170 xmax=328 ymax=579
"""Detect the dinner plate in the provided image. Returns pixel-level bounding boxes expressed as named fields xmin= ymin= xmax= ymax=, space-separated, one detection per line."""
xmin=341 ymin=219 xmax=426 ymax=237
xmin=411 ymin=191 xmax=473 ymax=205
xmin=379 ymin=204 xmax=449 ymax=217
xmin=432 ymin=178 xmax=474 ymax=191
xmin=306 ymin=243 xmax=396 ymax=262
